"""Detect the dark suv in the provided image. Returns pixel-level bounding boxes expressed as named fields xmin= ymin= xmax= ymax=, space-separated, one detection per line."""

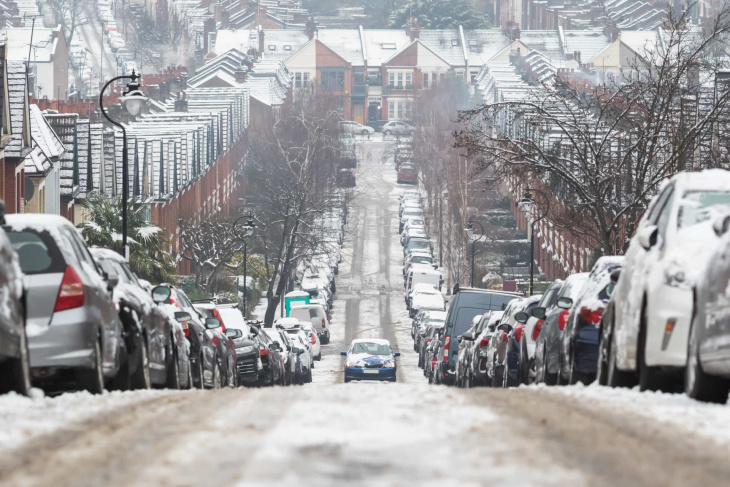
xmin=436 ymin=287 xmax=520 ymax=385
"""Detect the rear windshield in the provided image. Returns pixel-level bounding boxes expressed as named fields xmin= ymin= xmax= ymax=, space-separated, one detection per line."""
xmin=408 ymin=240 xmax=430 ymax=250
xmin=449 ymin=292 xmax=516 ymax=336
xmin=4 ymin=229 xmax=65 ymax=275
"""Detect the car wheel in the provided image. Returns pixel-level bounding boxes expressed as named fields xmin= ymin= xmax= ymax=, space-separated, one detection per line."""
xmin=321 ymin=333 xmax=330 ymax=345
xmin=165 ymin=341 xmax=181 ymax=390
xmin=385 ymin=130 xmax=391 ymax=135
xmin=316 ymin=353 xmax=322 ymax=361
xmin=536 ymin=343 xmax=557 ymax=386
xmin=607 ymin=320 xmax=636 ymax=388
xmin=184 ymin=359 xmax=194 ymax=389
xmin=307 ymin=367 xmax=313 ymax=383
xmin=685 ymin=317 xmax=730 ymax=403
xmin=361 ymin=129 xmax=369 ymax=135
xmin=596 ymin=323 xmax=610 ymax=386
xmin=491 ymin=358 xmax=504 ymax=388
xmin=108 ymin=345 xmax=131 ymax=391
xmin=0 ymin=327 xmax=32 ymax=396
xmin=194 ymin=352 xmax=205 ymax=389
xmin=638 ymin=309 xmax=671 ymax=392
xmin=344 ymin=377 xmax=351 ymax=383
xmin=76 ymin=337 xmax=105 ymax=394
xmin=130 ymin=336 xmax=151 ymax=390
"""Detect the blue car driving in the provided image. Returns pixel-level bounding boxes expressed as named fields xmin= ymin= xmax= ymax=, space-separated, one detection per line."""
xmin=341 ymin=338 xmax=400 ymax=382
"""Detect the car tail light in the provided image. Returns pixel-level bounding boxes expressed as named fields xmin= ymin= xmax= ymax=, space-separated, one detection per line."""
xmin=579 ymin=306 xmax=604 ymax=325
xmin=260 ymin=345 xmax=268 ymax=356
xmin=443 ymin=336 xmax=450 ymax=362
xmin=478 ymin=337 xmax=490 ymax=348
xmin=54 ymin=266 xmax=85 ymax=312
xmin=515 ymin=325 xmax=525 ymax=342
xmin=180 ymin=320 xmax=190 ymax=338
xmin=502 ymin=332 xmax=508 ymax=343
xmin=169 ymin=297 xmax=178 ymax=308
xmin=558 ymin=310 xmax=570 ymax=331
xmin=212 ymin=336 xmax=219 ymax=346
xmin=408 ymin=282 xmax=411 ymax=289
xmin=532 ymin=319 xmax=544 ymax=341
xmin=322 ymin=318 xmax=326 ymax=329
xmin=310 ymin=333 xmax=316 ymax=345
xmin=427 ymin=338 xmax=432 ymax=343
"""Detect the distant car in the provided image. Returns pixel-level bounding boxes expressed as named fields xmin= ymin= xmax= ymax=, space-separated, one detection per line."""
xmin=533 ymin=273 xmax=589 ymax=385
xmin=193 ymin=302 xmax=239 ymax=387
xmin=340 ymin=121 xmax=374 ymax=136
xmin=3 ymin=215 xmax=126 ymax=394
xmin=366 ymin=120 xmax=389 ymax=132
xmin=383 ymin=121 xmax=415 ymax=136
xmin=608 ymin=170 xmax=730 ymax=392
xmin=341 ymin=338 xmax=400 ymax=382
xmin=289 ymin=303 xmax=330 ymax=344
xmin=470 ymin=311 xmax=503 ymax=386
xmin=337 ymin=168 xmax=356 ymax=187
xmin=499 ymin=295 xmax=542 ymax=388
xmin=409 ymin=284 xmax=445 ymax=318
xmin=0 ymin=209 xmax=30 ymax=396
xmin=397 ymin=164 xmax=418 ymax=185
xmin=298 ymin=321 xmax=322 ymax=361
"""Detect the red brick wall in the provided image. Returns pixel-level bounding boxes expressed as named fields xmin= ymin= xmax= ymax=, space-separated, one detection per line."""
xmin=149 ymin=136 xmax=248 ymax=273
xmin=1 ymin=159 xmax=24 ymax=214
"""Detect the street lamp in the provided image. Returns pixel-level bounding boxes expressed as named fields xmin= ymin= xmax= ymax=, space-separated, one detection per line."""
xmin=518 ymin=189 xmax=548 ymax=296
xmin=99 ymin=70 xmax=148 ymax=260
xmin=465 ymin=220 xmax=485 ymax=287
xmin=234 ymin=214 xmax=256 ymax=317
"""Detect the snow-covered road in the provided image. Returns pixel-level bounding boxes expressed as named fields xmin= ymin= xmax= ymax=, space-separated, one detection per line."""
xmin=2 ymin=135 xmax=730 ymax=486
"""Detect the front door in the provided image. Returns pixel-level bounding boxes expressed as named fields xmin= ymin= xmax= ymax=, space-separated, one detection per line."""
xmin=353 ymin=105 xmax=364 ymax=125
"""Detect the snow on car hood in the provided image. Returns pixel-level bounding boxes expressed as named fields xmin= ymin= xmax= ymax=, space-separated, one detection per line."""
xmin=346 ymin=353 xmax=394 ymax=367
xmin=669 ymin=219 xmax=722 ymax=286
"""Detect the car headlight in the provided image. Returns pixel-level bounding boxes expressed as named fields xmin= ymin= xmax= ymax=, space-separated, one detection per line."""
xmin=236 ymin=345 xmax=255 ymax=354
xmin=345 ymin=360 xmax=359 ymax=368
xmin=384 ymin=361 xmax=396 ymax=368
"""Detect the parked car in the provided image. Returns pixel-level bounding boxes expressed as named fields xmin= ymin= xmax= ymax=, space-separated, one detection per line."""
xmin=155 ymin=285 xmax=221 ymax=389
xmin=3 ymin=215 xmax=126 ymax=394
xmin=498 ymin=295 xmax=542 ymax=388
xmin=409 ymin=284 xmax=445 ymax=318
xmin=383 ymin=121 xmax=415 ymax=136
xmin=483 ymin=297 xmax=523 ymax=387
xmin=397 ymin=164 xmax=418 ymax=185
xmin=437 ymin=288 xmax=520 ymax=385
xmin=264 ymin=328 xmax=293 ymax=385
xmin=289 ymin=303 xmax=330 ymax=344
xmin=515 ymin=281 xmax=563 ymax=386
xmin=558 ymin=257 xmax=623 ymax=385
xmin=403 ymin=237 xmax=431 ymax=257
xmin=298 ymin=321 xmax=322 ymax=361
xmin=0 ymin=208 xmax=30 ymax=395
xmin=342 ymin=338 xmax=400 ymax=382
xmin=533 ymin=273 xmax=589 ymax=385
xmin=254 ymin=325 xmax=287 ymax=386
xmin=455 ymin=314 xmax=484 ymax=387
xmin=608 ymin=170 xmax=730 ymax=392
xmin=193 ymin=302 xmax=239 ymax=387
xmin=228 ymin=322 xmax=261 ymax=385
xmin=337 ymin=168 xmax=356 ymax=187
xmin=340 ymin=121 xmax=374 ymax=136
xmin=470 ymin=311 xmax=504 ymax=386
xmin=419 ymin=321 xmax=445 ymax=369
xmin=91 ymin=248 xmax=191 ymax=390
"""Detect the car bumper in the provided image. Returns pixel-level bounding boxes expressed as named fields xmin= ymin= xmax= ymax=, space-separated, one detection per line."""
xmin=236 ymin=354 xmax=260 ymax=383
xmin=574 ymin=326 xmax=599 ymax=374
xmin=643 ymin=285 xmax=693 ymax=368
xmin=344 ymin=367 xmax=396 ymax=381
xmin=28 ymin=309 xmax=98 ymax=371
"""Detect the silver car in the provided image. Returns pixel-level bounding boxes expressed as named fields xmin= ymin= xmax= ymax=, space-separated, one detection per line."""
xmin=383 ymin=121 xmax=414 ymax=136
xmin=3 ymin=215 xmax=125 ymax=393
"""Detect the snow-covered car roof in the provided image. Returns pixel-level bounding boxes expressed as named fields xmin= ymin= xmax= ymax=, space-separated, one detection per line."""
xmin=275 ymin=317 xmax=301 ymax=328
xmin=670 ymin=168 xmax=730 ymax=191
xmin=350 ymin=338 xmax=391 ymax=345
xmin=412 ymin=283 xmax=439 ymax=293
xmin=217 ymin=307 xmax=247 ymax=330
xmin=89 ymin=247 xmax=125 ymax=262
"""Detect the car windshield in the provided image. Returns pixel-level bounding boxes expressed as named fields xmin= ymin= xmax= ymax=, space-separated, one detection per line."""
xmin=409 ymin=240 xmax=429 ymax=250
xmin=352 ymin=342 xmax=391 ymax=355
xmin=411 ymin=256 xmax=432 ymax=264
xmin=677 ymin=191 xmax=730 ymax=229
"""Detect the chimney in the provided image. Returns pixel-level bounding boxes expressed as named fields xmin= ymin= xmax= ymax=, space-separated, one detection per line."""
xmin=258 ymin=27 xmax=265 ymax=54
xmin=235 ymin=66 xmax=248 ymax=83
xmin=293 ymin=12 xmax=308 ymax=24
xmin=203 ymin=17 xmax=216 ymax=52
xmin=174 ymin=92 xmax=188 ymax=112
xmin=306 ymin=17 xmax=318 ymax=40
xmin=221 ymin=9 xmax=230 ymax=29
xmin=406 ymin=17 xmax=420 ymax=41
xmin=214 ymin=3 xmax=224 ymax=21
xmin=574 ymin=51 xmax=582 ymax=64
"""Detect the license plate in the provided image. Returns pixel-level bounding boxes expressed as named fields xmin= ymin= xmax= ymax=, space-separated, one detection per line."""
xmin=363 ymin=369 xmax=380 ymax=374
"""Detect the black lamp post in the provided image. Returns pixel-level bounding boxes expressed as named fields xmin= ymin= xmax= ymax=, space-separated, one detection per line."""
xmin=234 ymin=214 xmax=256 ymax=317
xmin=99 ymin=70 xmax=147 ymax=260
xmin=518 ymin=189 xmax=548 ymax=296
xmin=465 ymin=220 xmax=485 ymax=287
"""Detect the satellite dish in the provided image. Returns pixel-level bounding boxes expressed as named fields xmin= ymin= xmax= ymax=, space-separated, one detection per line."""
xmin=24 ymin=177 xmax=35 ymax=203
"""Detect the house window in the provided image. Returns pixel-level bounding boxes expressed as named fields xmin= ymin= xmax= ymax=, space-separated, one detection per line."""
xmin=303 ymin=72 xmax=309 ymax=86
xmin=405 ymin=72 xmax=412 ymax=88
xmin=423 ymin=72 xmax=429 ymax=88
xmin=397 ymin=72 xmax=403 ymax=87
xmin=321 ymin=70 xmax=345 ymax=90
xmin=470 ymin=71 xmax=478 ymax=84
xmin=405 ymin=101 xmax=412 ymax=119
xmin=389 ymin=101 xmax=394 ymax=118
xmin=269 ymin=45 xmax=277 ymax=51
xmin=389 ymin=72 xmax=395 ymax=86
xmin=397 ymin=101 xmax=403 ymax=119
xmin=295 ymin=72 xmax=302 ymax=88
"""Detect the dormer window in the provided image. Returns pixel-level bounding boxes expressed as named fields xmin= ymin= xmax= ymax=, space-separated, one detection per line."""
xmin=451 ymin=39 xmax=459 ymax=46
xmin=269 ymin=45 xmax=277 ymax=51
xmin=382 ymin=43 xmax=397 ymax=49
xmin=283 ymin=45 xmax=292 ymax=51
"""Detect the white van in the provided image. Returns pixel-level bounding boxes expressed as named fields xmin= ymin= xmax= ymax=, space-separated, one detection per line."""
xmin=406 ymin=267 xmax=442 ymax=302
xmin=289 ymin=304 xmax=330 ymax=344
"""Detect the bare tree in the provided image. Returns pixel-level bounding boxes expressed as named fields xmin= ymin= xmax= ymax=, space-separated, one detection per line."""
xmin=178 ymin=216 xmax=246 ymax=292
xmin=245 ymin=98 xmax=343 ymax=326
xmin=456 ymin=3 xmax=730 ymax=257
xmin=48 ymin=0 xmax=86 ymax=47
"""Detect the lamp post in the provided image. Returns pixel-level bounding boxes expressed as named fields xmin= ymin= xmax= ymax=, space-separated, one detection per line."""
xmin=518 ymin=189 xmax=548 ymax=296
xmin=234 ymin=214 xmax=256 ymax=317
xmin=465 ymin=220 xmax=485 ymax=287
xmin=99 ymin=70 xmax=148 ymax=260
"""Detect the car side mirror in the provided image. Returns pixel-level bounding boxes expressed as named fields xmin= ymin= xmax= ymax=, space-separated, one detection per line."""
xmin=298 ymin=349 xmax=305 ymax=355
xmin=557 ymin=297 xmax=573 ymax=310
xmin=175 ymin=311 xmax=192 ymax=323
xmin=205 ymin=318 xmax=221 ymax=329
xmin=532 ymin=307 xmax=546 ymax=319
xmin=340 ymin=351 xmax=348 ymax=356
xmin=394 ymin=352 xmax=401 ymax=357
xmin=638 ymin=224 xmax=658 ymax=250
xmin=714 ymin=214 xmax=730 ymax=236
xmin=249 ymin=326 xmax=259 ymax=336
xmin=107 ymin=274 xmax=119 ymax=291
xmin=225 ymin=328 xmax=243 ymax=339
xmin=487 ymin=324 xmax=496 ymax=332
xmin=610 ymin=268 xmax=622 ymax=284
xmin=514 ymin=311 xmax=528 ymax=324
xmin=151 ymin=285 xmax=171 ymax=303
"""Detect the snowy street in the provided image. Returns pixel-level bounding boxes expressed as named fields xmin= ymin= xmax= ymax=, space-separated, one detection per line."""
xmin=1 ymin=136 xmax=730 ymax=486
